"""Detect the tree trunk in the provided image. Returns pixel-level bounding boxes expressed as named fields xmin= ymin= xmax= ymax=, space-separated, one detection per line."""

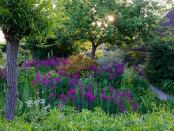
xmin=5 ymin=39 xmax=19 ymax=120
xmin=91 ymin=43 xmax=97 ymax=59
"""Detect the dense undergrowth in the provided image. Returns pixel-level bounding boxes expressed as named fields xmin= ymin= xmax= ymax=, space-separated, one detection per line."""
xmin=0 ymin=106 xmax=174 ymax=130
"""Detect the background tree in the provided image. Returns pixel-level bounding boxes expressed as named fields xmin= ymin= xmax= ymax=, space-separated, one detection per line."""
xmin=63 ymin=0 xmax=162 ymax=58
xmin=0 ymin=0 xmax=54 ymax=120
xmin=25 ymin=0 xmax=79 ymax=59
xmin=115 ymin=0 xmax=162 ymax=48
xmin=63 ymin=0 xmax=118 ymax=59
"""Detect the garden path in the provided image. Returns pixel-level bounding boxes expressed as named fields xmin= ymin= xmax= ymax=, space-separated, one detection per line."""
xmin=150 ymin=85 xmax=174 ymax=100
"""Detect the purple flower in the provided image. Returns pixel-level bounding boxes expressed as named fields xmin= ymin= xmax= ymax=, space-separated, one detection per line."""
xmin=89 ymin=65 xmax=98 ymax=72
xmin=125 ymin=90 xmax=132 ymax=99
xmin=115 ymin=63 xmax=124 ymax=76
xmin=57 ymin=70 xmax=66 ymax=76
xmin=60 ymin=94 xmax=67 ymax=103
xmin=101 ymin=90 xmax=110 ymax=102
xmin=52 ymin=77 xmax=62 ymax=83
xmin=85 ymin=89 xmax=96 ymax=103
xmin=119 ymin=105 xmax=125 ymax=112
xmin=36 ymin=72 xmax=42 ymax=81
xmin=102 ymin=89 xmax=106 ymax=94
xmin=68 ymin=78 xmax=79 ymax=88
xmin=67 ymin=89 xmax=76 ymax=96
xmin=22 ymin=57 xmax=68 ymax=68
xmin=72 ymin=73 xmax=79 ymax=79
xmin=109 ymin=86 xmax=114 ymax=95
xmin=101 ymin=94 xmax=109 ymax=101
xmin=32 ymin=72 xmax=42 ymax=86
xmin=48 ymin=92 xmax=56 ymax=101
xmin=67 ymin=89 xmax=76 ymax=101
xmin=86 ymin=84 xmax=92 ymax=91
xmin=41 ymin=74 xmax=50 ymax=86
xmin=32 ymin=80 xmax=37 ymax=86
xmin=22 ymin=60 xmax=37 ymax=68
xmin=132 ymin=103 xmax=138 ymax=111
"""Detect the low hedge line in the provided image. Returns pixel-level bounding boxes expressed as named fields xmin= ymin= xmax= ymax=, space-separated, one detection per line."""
xmin=0 ymin=107 xmax=174 ymax=130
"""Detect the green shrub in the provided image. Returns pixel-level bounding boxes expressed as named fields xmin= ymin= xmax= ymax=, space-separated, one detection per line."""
xmin=17 ymin=47 xmax=32 ymax=66
xmin=160 ymin=79 xmax=174 ymax=95
xmin=145 ymin=40 xmax=174 ymax=83
xmin=41 ymin=107 xmax=174 ymax=130
xmin=0 ymin=44 xmax=5 ymax=52
xmin=0 ymin=49 xmax=5 ymax=67
xmin=21 ymin=98 xmax=50 ymax=123
xmin=121 ymin=69 xmax=158 ymax=113
xmin=1 ymin=107 xmax=174 ymax=130
xmin=27 ymin=34 xmax=80 ymax=60
xmin=18 ymin=68 xmax=36 ymax=102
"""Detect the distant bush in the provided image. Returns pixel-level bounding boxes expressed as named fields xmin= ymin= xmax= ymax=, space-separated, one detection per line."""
xmin=145 ymin=40 xmax=174 ymax=83
xmin=18 ymin=47 xmax=32 ymax=66
xmin=27 ymin=33 xmax=80 ymax=60
xmin=160 ymin=79 xmax=174 ymax=95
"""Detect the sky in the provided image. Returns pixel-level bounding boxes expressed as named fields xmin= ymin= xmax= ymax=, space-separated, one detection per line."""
xmin=0 ymin=30 xmax=5 ymax=44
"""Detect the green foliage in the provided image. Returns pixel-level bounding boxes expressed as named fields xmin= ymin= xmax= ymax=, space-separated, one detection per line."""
xmin=0 ymin=44 xmax=5 ymax=52
xmin=17 ymin=47 xmax=31 ymax=66
xmin=0 ymin=82 xmax=5 ymax=115
xmin=0 ymin=0 xmax=54 ymax=39
xmin=145 ymin=40 xmax=174 ymax=83
xmin=116 ymin=0 xmax=162 ymax=47
xmin=0 ymin=107 xmax=174 ymax=130
xmin=27 ymin=33 xmax=79 ymax=59
xmin=160 ymin=79 xmax=174 ymax=95
xmin=121 ymin=68 xmax=158 ymax=113
xmin=0 ymin=49 xmax=5 ymax=66
xmin=18 ymin=68 xmax=36 ymax=102
xmin=20 ymin=98 xmax=50 ymax=123
xmin=41 ymin=107 xmax=174 ymax=130
xmin=62 ymin=0 xmax=119 ymax=57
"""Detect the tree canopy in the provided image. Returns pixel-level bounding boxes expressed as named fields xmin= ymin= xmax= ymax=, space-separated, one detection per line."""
xmin=61 ymin=0 xmax=162 ymax=58
xmin=0 ymin=0 xmax=55 ymax=120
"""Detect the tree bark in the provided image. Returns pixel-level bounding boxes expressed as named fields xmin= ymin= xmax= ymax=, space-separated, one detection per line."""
xmin=5 ymin=38 xmax=19 ymax=120
xmin=91 ymin=42 xmax=97 ymax=59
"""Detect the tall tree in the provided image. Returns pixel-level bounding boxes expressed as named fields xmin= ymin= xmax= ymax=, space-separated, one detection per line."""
xmin=115 ymin=0 xmax=162 ymax=47
xmin=63 ymin=0 xmax=162 ymax=57
xmin=0 ymin=0 xmax=53 ymax=120
xmin=64 ymin=0 xmax=118 ymax=59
